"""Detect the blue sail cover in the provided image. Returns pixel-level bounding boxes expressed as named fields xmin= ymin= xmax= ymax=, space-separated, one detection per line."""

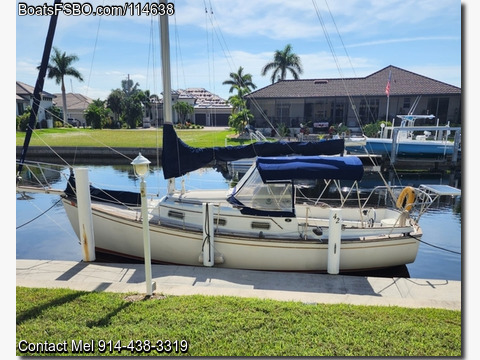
xmin=162 ymin=124 xmax=345 ymax=179
xmin=256 ymin=156 xmax=364 ymax=182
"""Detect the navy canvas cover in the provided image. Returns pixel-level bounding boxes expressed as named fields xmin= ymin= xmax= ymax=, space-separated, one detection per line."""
xmin=161 ymin=124 xmax=345 ymax=179
xmin=256 ymin=156 xmax=364 ymax=182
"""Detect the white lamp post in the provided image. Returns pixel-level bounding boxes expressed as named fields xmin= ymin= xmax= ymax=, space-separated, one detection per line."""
xmin=131 ymin=153 xmax=155 ymax=296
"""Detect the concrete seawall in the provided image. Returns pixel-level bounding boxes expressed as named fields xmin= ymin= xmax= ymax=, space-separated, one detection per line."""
xmin=16 ymin=146 xmax=163 ymax=165
xmin=16 ymin=146 xmax=461 ymax=171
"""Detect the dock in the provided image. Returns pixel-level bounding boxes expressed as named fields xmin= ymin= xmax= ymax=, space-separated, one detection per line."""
xmin=16 ymin=259 xmax=461 ymax=311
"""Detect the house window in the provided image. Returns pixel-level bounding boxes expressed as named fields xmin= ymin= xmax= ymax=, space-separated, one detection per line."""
xmin=275 ymin=103 xmax=290 ymax=124
xmin=358 ymin=99 xmax=379 ymax=124
xmin=403 ymin=97 xmax=411 ymax=110
xmin=314 ymin=100 xmax=328 ymax=121
xmin=331 ymin=101 xmax=346 ymax=124
xmin=17 ymin=102 xmax=25 ymax=115
xmin=427 ymin=97 xmax=450 ymax=122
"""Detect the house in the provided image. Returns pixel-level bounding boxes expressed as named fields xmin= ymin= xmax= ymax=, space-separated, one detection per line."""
xmin=150 ymin=88 xmax=232 ymax=127
xmin=245 ymin=65 xmax=461 ymax=134
xmin=16 ymin=81 xmax=56 ymax=127
xmin=179 ymin=88 xmax=232 ymax=126
xmin=53 ymin=92 xmax=93 ymax=127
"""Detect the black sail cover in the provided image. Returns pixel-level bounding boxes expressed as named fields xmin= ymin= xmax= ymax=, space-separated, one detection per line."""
xmin=161 ymin=124 xmax=345 ymax=179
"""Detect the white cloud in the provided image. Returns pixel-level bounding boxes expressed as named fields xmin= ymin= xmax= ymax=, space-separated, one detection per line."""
xmin=16 ymin=0 xmax=461 ymax=101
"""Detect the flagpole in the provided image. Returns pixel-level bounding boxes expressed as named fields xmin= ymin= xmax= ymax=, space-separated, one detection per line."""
xmin=385 ymin=95 xmax=390 ymax=122
xmin=385 ymin=70 xmax=392 ymax=122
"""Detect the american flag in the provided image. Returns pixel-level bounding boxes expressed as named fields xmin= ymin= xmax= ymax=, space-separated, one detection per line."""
xmin=385 ymin=70 xmax=392 ymax=97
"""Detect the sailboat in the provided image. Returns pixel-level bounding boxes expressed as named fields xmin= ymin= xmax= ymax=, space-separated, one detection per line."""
xmin=16 ymin=4 xmax=461 ymax=273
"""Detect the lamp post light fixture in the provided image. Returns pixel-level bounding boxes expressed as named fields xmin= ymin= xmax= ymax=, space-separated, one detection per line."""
xmin=131 ymin=153 xmax=155 ymax=296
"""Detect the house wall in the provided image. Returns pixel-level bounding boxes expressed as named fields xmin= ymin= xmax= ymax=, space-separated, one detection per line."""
xmin=195 ymin=111 xmax=231 ymax=126
xmin=248 ymin=94 xmax=461 ymax=132
xmin=20 ymin=97 xmax=55 ymax=127
xmin=16 ymin=96 xmax=54 ymax=124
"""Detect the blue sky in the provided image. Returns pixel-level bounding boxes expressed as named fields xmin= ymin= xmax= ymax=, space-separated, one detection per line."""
xmin=15 ymin=0 xmax=462 ymax=102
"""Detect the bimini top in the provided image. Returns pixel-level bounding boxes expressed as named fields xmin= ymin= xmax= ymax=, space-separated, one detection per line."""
xmin=255 ymin=155 xmax=364 ymax=182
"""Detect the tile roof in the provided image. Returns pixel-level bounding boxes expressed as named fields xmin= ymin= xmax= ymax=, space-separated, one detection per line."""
xmin=177 ymin=88 xmax=232 ymax=108
xmin=16 ymin=81 xmax=56 ymax=98
xmin=246 ymin=65 xmax=461 ymax=99
xmin=53 ymin=92 xmax=93 ymax=110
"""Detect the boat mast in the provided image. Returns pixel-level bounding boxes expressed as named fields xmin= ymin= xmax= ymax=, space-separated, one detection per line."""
xmin=17 ymin=0 xmax=61 ymax=181
xmin=159 ymin=3 xmax=175 ymax=193
xmin=160 ymin=4 xmax=173 ymax=125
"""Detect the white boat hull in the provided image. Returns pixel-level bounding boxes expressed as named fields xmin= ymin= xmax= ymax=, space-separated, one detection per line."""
xmin=346 ymin=137 xmax=455 ymax=157
xmin=62 ymin=198 xmax=420 ymax=272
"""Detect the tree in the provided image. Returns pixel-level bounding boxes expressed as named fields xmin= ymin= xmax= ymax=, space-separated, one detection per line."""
xmin=228 ymin=109 xmax=253 ymax=134
xmin=17 ymin=107 xmax=31 ymax=131
xmin=122 ymin=77 xmax=140 ymax=97
xmin=107 ymin=78 xmax=146 ymax=128
xmin=173 ymin=101 xmax=194 ymax=125
xmin=45 ymin=105 xmax=62 ymax=127
xmin=106 ymin=80 xmax=158 ymax=129
xmin=227 ymin=94 xmax=253 ymax=134
xmin=222 ymin=66 xmax=257 ymax=94
xmin=107 ymin=89 xmax=125 ymax=126
xmin=261 ymin=44 xmax=303 ymax=84
xmin=42 ymin=47 xmax=84 ymax=126
xmin=84 ymin=99 xmax=111 ymax=129
xmin=123 ymin=97 xmax=143 ymax=129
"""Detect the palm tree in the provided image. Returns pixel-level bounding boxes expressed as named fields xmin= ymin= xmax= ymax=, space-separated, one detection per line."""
xmin=173 ymin=101 xmax=195 ymax=125
xmin=43 ymin=47 xmax=84 ymax=126
xmin=122 ymin=77 xmax=140 ymax=97
xmin=107 ymin=89 xmax=124 ymax=126
xmin=222 ymin=66 xmax=257 ymax=94
xmin=261 ymin=44 xmax=303 ymax=84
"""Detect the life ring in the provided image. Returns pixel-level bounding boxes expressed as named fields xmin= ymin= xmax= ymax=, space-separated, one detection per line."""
xmin=396 ymin=186 xmax=416 ymax=212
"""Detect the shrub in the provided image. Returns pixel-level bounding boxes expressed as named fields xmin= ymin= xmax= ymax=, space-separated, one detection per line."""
xmin=363 ymin=120 xmax=391 ymax=137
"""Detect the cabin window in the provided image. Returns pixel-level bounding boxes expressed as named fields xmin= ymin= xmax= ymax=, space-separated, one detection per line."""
xmin=251 ymin=222 xmax=271 ymax=230
xmin=232 ymin=168 xmax=293 ymax=212
xmin=215 ymin=218 xmax=226 ymax=226
xmin=168 ymin=210 xmax=184 ymax=219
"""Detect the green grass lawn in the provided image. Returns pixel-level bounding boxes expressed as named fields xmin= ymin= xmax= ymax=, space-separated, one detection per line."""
xmin=15 ymin=128 xmax=252 ymax=148
xmin=16 ymin=287 xmax=461 ymax=357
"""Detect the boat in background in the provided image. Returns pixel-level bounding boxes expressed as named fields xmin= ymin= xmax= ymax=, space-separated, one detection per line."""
xmin=346 ymin=114 xmax=460 ymax=158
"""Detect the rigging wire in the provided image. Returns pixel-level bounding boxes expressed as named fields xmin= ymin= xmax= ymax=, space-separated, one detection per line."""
xmin=172 ymin=4 xmax=187 ymax=91
xmin=312 ymin=0 xmax=405 ymax=187
xmin=84 ymin=0 xmax=104 ymax=98
xmin=323 ymin=0 xmax=377 ymax=127
xmin=312 ymin=0 xmax=360 ymax=126
xmin=409 ymin=235 xmax=461 ymax=255
xmin=202 ymin=1 xmax=282 ymax=139
xmin=16 ymin=197 xmax=63 ymax=229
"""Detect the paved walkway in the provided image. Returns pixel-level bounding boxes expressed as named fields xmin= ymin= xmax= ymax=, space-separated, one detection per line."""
xmin=16 ymin=259 xmax=461 ymax=310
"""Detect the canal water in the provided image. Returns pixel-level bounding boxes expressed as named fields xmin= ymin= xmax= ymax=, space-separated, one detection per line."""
xmin=16 ymin=163 xmax=462 ymax=280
